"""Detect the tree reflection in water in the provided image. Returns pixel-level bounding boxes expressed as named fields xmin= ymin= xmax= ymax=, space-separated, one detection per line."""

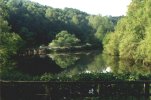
xmin=47 ymin=53 xmax=80 ymax=68
xmin=0 ymin=50 xmax=151 ymax=81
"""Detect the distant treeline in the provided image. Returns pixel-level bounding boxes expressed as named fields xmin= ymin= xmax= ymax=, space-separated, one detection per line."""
xmin=2 ymin=0 xmax=119 ymax=47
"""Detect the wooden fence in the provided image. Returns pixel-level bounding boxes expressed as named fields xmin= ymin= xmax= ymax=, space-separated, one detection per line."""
xmin=0 ymin=81 xmax=151 ymax=100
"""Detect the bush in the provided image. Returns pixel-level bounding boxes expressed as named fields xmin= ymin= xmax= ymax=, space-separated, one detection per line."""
xmin=49 ymin=30 xmax=80 ymax=47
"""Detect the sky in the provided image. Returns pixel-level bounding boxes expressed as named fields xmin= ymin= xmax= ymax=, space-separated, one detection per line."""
xmin=30 ymin=0 xmax=132 ymax=16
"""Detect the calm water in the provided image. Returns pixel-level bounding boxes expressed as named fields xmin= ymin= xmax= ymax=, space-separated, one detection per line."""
xmin=1 ymin=50 xmax=151 ymax=100
xmin=1 ymin=50 xmax=151 ymax=80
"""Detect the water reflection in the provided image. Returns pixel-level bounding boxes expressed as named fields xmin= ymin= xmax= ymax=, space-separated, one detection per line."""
xmin=16 ymin=55 xmax=64 ymax=75
xmin=47 ymin=53 xmax=80 ymax=68
xmin=0 ymin=50 xmax=151 ymax=80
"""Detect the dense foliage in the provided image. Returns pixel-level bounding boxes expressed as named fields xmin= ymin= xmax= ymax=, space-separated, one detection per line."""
xmin=49 ymin=30 xmax=80 ymax=47
xmin=0 ymin=32 xmax=23 ymax=60
xmin=0 ymin=1 xmax=24 ymax=62
xmin=103 ymin=0 xmax=151 ymax=64
xmin=1 ymin=0 xmax=117 ymax=47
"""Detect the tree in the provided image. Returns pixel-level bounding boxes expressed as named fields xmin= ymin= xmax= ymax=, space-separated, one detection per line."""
xmin=72 ymin=15 xmax=79 ymax=25
xmin=49 ymin=30 xmax=80 ymax=47
xmin=103 ymin=0 xmax=151 ymax=63
xmin=45 ymin=8 xmax=56 ymax=21
xmin=0 ymin=16 xmax=10 ymax=33
xmin=0 ymin=32 xmax=24 ymax=62
xmin=88 ymin=15 xmax=114 ymax=42
xmin=0 ymin=7 xmax=24 ymax=61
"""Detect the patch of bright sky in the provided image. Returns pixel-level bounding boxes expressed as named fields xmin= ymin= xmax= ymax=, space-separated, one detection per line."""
xmin=30 ymin=0 xmax=131 ymax=16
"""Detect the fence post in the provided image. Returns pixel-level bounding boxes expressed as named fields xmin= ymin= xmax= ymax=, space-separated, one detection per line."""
xmin=145 ymin=83 xmax=150 ymax=100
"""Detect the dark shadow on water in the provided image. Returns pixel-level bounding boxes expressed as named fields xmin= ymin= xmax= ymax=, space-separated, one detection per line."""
xmin=16 ymin=55 xmax=64 ymax=75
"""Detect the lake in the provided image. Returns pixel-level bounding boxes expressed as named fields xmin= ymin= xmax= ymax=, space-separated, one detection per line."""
xmin=0 ymin=50 xmax=151 ymax=100
xmin=1 ymin=50 xmax=151 ymax=80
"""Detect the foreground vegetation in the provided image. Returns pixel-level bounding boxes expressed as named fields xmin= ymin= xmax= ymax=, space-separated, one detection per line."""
xmin=1 ymin=70 xmax=151 ymax=81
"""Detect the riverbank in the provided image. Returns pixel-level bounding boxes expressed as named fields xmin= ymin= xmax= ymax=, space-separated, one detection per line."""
xmin=48 ymin=44 xmax=101 ymax=52
xmin=18 ymin=44 xmax=101 ymax=56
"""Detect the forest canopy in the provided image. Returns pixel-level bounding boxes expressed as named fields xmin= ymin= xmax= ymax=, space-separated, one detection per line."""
xmin=1 ymin=0 xmax=118 ymax=46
